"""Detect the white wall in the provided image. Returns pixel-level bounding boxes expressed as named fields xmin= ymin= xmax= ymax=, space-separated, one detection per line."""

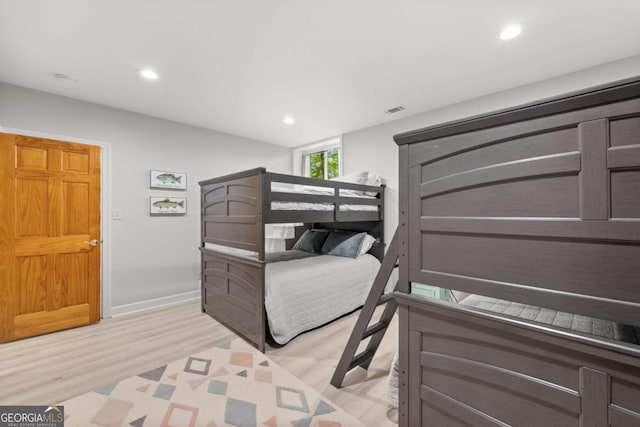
xmin=0 ymin=83 xmax=291 ymax=314
xmin=2 ymin=55 xmax=637 ymax=312
xmin=341 ymin=55 xmax=640 ymax=244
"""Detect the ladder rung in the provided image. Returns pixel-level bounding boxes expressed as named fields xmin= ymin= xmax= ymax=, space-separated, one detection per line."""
xmin=348 ymin=350 xmax=374 ymax=370
xmin=363 ymin=322 xmax=387 ymax=339
xmin=377 ymin=293 xmax=394 ymax=306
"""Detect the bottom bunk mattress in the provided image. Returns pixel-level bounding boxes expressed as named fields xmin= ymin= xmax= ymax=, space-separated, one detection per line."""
xmin=265 ymin=253 xmax=380 ymax=345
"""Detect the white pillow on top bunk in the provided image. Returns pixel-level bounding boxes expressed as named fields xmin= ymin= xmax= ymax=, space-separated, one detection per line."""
xmin=365 ymin=173 xmax=386 ymax=187
xmin=330 ymin=171 xmax=386 ymax=186
xmin=331 ymin=171 xmax=385 ymax=197
xmin=330 ymin=171 xmax=369 ymax=185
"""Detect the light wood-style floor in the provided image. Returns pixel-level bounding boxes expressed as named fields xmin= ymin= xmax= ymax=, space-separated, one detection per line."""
xmin=0 ymin=300 xmax=398 ymax=426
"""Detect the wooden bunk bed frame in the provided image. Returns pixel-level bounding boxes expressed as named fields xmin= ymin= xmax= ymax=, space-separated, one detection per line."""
xmin=199 ymin=167 xmax=385 ymax=351
xmin=394 ymin=78 xmax=640 ymax=426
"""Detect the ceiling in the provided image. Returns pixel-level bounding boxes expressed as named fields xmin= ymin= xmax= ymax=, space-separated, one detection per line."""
xmin=1 ymin=1 xmax=639 ymax=148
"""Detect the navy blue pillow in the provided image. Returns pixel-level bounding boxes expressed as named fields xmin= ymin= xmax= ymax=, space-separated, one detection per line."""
xmin=321 ymin=231 xmax=367 ymax=258
xmin=292 ymin=230 xmax=329 ymax=253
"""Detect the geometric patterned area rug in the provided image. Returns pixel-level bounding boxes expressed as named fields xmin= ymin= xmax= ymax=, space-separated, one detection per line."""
xmin=61 ymin=338 xmax=365 ymax=427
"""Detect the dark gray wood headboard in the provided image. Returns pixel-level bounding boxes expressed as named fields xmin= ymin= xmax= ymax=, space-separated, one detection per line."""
xmin=394 ymin=77 xmax=640 ymax=427
xmin=395 ymin=77 xmax=640 ymax=329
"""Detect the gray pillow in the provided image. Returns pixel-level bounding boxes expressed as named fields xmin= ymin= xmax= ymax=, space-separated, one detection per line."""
xmin=321 ymin=231 xmax=367 ymax=258
xmin=292 ymin=230 xmax=329 ymax=253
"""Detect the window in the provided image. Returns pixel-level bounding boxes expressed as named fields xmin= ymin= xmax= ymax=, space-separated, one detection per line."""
xmin=305 ymin=147 xmax=340 ymax=179
xmin=294 ymin=136 xmax=342 ymax=179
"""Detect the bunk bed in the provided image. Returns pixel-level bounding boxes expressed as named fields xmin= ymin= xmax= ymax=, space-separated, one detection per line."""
xmin=393 ymin=78 xmax=640 ymax=426
xmin=199 ymin=168 xmax=385 ymax=351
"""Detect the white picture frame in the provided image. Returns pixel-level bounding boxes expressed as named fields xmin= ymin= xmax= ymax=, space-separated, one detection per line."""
xmin=150 ymin=196 xmax=187 ymax=215
xmin=150 ymin=170 xmax=187 ymax=190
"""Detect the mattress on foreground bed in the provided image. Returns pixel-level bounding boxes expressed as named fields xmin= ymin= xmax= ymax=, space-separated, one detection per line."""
xmin=457 ymin=293 xmax=640 ymax=345
xmin=388 ymin=291 xmax=640 ymax=408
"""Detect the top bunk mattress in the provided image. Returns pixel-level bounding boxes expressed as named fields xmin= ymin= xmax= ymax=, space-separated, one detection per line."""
xmin=270 ymin=182 xmax=379 ymax=212
xmin=271 ymin=201 xmax=379 ymax=211
xmin=271 ymin=182 xmax=377 ymax=198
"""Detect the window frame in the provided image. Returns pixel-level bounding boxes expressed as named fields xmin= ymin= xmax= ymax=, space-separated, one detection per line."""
xmin=304 ymin=146 xmax=340 ymax=180
xmin=293 ymin=136 xmax=343 ymax=179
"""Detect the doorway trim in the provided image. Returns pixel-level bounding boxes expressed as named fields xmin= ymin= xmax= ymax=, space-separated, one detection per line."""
xmin=0 ymin=126 xmax=113 ymax=318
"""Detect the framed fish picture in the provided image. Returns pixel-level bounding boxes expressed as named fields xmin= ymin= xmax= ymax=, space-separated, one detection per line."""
xmin=150 ymin=196 xmax=187 ymax=215
xmin=150 ymin=170 xmax=187 ymax=190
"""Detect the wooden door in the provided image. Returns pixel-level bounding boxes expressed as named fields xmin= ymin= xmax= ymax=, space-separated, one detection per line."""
xmin=0 ymin=133 xmax=101 ymax=342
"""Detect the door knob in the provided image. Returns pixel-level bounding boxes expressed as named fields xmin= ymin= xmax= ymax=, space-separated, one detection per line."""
xmin=84 ymin=239 xmax=100 ymax=247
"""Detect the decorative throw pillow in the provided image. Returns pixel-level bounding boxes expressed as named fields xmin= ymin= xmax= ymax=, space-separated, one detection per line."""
xmin=332 ymin=172 xmax=385 ymax=197
xmin=366 ymin=173 xmax=386 ymax=187
xmin=321 ymin=231 xmax=367 ymax=258
xmin=358 ymin=233 xmax=377 ymax=255
xmin=292 ymin=229 xmax=329 ymax=253
xmin=364 ymin=173 xmax=386 ymax=196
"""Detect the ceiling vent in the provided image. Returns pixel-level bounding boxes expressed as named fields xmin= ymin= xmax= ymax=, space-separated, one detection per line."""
xmin=384 ymin=105 xmax=406 ymax=114
xmin=53 ymin=73 xmax=76 ymax=84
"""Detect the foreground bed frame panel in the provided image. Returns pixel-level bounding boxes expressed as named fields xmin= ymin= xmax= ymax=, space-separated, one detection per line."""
xmin=397 ymin=294 xmax=640 ymax=427
xmin=394 ymin=78 xmax=640 ymax=426
xmin=199 ymin=168 xmax=385 ymax=351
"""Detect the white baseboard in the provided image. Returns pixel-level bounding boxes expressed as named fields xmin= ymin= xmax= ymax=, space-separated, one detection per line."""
xmin=110 ymin=290 xmax=200 ymax=317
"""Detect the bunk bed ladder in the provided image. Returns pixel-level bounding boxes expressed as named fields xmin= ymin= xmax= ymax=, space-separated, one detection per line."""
xmin=330 ymin=227 xmax=399 ymax=388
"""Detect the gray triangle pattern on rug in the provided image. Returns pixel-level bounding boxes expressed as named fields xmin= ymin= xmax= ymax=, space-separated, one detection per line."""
xmin=93 ymin=383 xmax=117 ymax=396
xmin=313 ymin=400 xmax=335 ymax=417
xmin=138 ymin=365 xmax=167 ymax=382
xmin=130 ymin=415 xmax=146 ymax=427
xmin=259 ymin=360 xmax=269 ymax=367
xmin=236 ymin=370 xmax=247 ymax=377
xmin=291 ymin=416 xmax=313 ymax=427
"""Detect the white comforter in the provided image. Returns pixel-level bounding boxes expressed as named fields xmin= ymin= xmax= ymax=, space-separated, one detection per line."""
xmin=271 ymin=182 xmax=376 ymax=198
xmin=270 ymin=201 xmax=379 ymax=211
xmin=265 ymin=254 xmax=380 ymax=344
xmin=270 ymin=182 xmax=379 ymax=212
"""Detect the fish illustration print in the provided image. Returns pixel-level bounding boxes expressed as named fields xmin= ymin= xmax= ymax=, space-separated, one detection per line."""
xmin=156 ymin=173 xmax=182 ymax=184
xmin=153 ymin=198 xmax=185 ymax=210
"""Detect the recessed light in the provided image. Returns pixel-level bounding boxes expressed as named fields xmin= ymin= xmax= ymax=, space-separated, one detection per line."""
xmin=500 ymin=24 xmax=523 ymax=40
xmin=139 ymin=68 xmax=159 ymax=80
xmin=283 ymin=116 xmax=295 ymax=125
xmin=384 ymin=105 xmax=406 ymax=114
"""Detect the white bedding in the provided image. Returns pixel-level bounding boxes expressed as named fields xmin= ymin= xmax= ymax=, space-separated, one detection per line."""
xmin=271 ymin=201 xmax=379 ymax=211
xmin=271 ymin=182 xmax=376 ymax=199
xmin=270 ymin=177 xmax=381 ymax=212
xmin=265 ymin=253 xmax=381 ymax=344
xmin=388 ymin=351 xmax=399 ymax=408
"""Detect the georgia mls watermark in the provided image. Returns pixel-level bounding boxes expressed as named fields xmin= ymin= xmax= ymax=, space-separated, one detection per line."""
xmin=0 ymin=406 xmax=64 ymax=427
